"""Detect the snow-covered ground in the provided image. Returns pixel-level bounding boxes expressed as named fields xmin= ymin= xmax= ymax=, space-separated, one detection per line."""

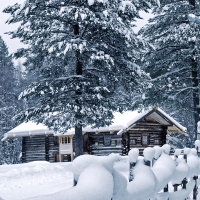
xmin=0 ymin=150 xmax=200 ymax=200
xmin=0 ymin=161 xmax=73 ymax=200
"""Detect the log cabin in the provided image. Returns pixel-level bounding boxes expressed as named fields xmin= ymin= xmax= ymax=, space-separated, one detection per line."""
xmin=82 ymin=107 xmax=187 ymax=156
xmin=1 ymin=122 xmax=74 ymax=163
xmin=2 ymin=107 xmax=187 ymax=162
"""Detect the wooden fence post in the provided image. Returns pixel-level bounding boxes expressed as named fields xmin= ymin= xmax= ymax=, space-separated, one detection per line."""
xmin=143 ymin=147 xmax=155 ymax=167
xmin=164 ymin=184 xmax=169 ymax=192
xmin=128 ymin=149 xmax=139 ymax=182
xmin=193 ymin=176 xmax=198 ymax=200
xmin=194 ymin=141 xmax=200 ymax=200
xmin=129 ymin=162 xmax=136 ymax=182
xmin=182 ymin=178 xmax=187 ymax=189
xmin=173 ymin=184 xmax=179 ymax=192
xmin=152 ymin=146 xmax=162 ymax=166
xmin=182 ymin=148 xmax=190 ymax=190
xmin=173 ymin=149 xmax=182 ymax=192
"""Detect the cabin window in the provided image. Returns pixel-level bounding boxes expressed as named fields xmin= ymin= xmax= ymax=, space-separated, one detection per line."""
xmin=111 ymin=140 xmax=116 ymax=146
xmin=130 ymin=139 xmax=136 ymax=145
xmin=104 ymin=135 xmax=111 ymax=146
xmin=95 ymin=142 xmax=99 ymax=146
xmin=136 ymin=137 xmax=141 ymax=143
xmin=54 ymin=136 xmax=59 ymax=146
xmin=154 ymin=139 xmax=159 ymax=144
xmin=61 ymin=137 xmax=71 ymax=144
xmin=116 ymin=140 xmax=121 ymax=146
xmin=142 ymin=135 xmax=148 ymax=145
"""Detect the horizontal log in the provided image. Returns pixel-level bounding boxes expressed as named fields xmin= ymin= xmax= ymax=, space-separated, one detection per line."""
xmin=128 ymin=130 xmax=167 ymax=134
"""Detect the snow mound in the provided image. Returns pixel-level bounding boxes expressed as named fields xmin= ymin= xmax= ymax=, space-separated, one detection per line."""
xmin=72 ymin=154 xmax=117 ymax=182
xmin=126 ymin=159 xmax=157 ymax=200
xmin=27 ymin=164 xmax=113 ymax=200
xmin=143 ymin=147 xmax=155 ymax=161
xmin=152 ymin=152 xmax=176 ymax=192
xmin=153 ymin=146 xmax=162 ymax=160
xmin=187 ymin=152 xmax=199 ymax=177
xmin=128 ymin=148 xmax=139 ymax=162
xmin=162 ymin=144 xmax=171 ymax=154
xmin=170 ymin=160 xmax=189 ymax=185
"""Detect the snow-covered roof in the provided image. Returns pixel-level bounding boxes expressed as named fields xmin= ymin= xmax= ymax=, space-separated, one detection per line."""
xmin=1 ymin=107 xmax=187 ymax=141
xmin=156 ymin=107 xmax=187 ymax=134
xmin=125 ymin=107 xmax=187 ymax=135
xmin=1 ymin=121 xmax=54 ymax=141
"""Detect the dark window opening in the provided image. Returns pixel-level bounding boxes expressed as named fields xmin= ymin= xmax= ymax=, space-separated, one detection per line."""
xmin=130 ymin=139 xmax=136 ymax=145
xmin=142 ymin=135 xmax=149 ymax=145
xmin=154 ymin=139 xmax=159 ymax=144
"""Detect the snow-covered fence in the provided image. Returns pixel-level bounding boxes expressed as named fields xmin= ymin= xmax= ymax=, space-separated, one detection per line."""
xmin=127 ymin=143 xmax=200 ymax=200
xmin=71 ymin=142 xmax=200 ymax=200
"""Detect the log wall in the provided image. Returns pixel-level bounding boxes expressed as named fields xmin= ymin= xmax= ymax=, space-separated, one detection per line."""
xmin=21 ymin=134 xmax=59 ymax=163
xmin=122 ymin=122 xmax=168 ymax=155
xmin=85 ymin=132 xmax=122 ymax=156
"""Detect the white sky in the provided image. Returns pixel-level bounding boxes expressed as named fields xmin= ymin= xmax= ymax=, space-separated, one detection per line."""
xmin=0 ymin=1 xmax=153 ymax=58
xmin=0 ymin=0 xmax=24 ymax=55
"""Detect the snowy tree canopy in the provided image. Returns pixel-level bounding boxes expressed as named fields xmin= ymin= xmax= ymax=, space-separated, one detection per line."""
xmin=4 ymin=0 xmax=159 ymax=156
xmin=139 ymin=0 xmax=200 ymax=140
xmin=4 ymin=0 xmax=156 ymax=133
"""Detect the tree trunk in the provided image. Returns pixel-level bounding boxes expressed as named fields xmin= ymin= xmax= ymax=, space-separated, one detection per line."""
xmin=189 ymin=0 xmax=199 ymax=140
xmin=74 ymin=23 xmax=83 ymax=157
xmin=189 ymin=0 xmax=195 ymax=7
xmin=191 ymin=57 xmax=200 ymax=141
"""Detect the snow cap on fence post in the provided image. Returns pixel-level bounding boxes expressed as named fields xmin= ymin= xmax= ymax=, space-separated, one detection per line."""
xmin=183 ymin=148 xmax=190 ymax=162
xmin=191 ymin=148 xmax=197 ymax=156
xmin=143 ymin=147 xmax=155 ymax=166
xmin=162 ymin=144 xmax=171 ymax=155
xmin=174 ymin=149 xmax=181 ymax=160
xmin=197 ymin=121 xmax=200 ymax=134
xmin=128 ymin=148 xmax=139 ymax=182
xmin=153 ymin=146 xmax=162 ymax=160
xmin=195 ymin=140 xmax=200 ymax=157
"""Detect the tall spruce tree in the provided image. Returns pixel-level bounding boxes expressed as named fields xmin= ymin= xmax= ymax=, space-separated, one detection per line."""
xmin=139 ymin=0 xmax=200 ymax=141
xmin=4 ymin=0 xmax=157 ymax=157
xmin=0 ymin=36 xmax=22 ymax=164
xmin=0 ymin=36 xmax=16 ymax=135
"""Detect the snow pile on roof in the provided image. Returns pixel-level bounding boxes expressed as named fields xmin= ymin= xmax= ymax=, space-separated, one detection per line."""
xmin=2 ymin=121 xmax=54 ymax=141
xmin=157 ymin=107 xmax=187 ymax=132
xmin=126 ymin=110 xmax=149 ymax=128
xmin=2 ymin=107 xmax=187 ymax=140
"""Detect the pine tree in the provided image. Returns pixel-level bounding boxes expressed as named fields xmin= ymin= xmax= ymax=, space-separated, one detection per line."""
xmin=139 ymin=0 xmax=200 ymax=141
xmin=0 ymin=36 xmax=16 ymax=135
xmin=4 ymin=0 xmax=157 ymax=157
xmin=0 ymin=36 xmax=22 ymax=164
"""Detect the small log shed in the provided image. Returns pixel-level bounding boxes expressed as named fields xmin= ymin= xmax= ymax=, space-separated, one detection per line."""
xmin=82 ymin=107 xmax=187 ymax=156
xmin=1 ymin=121 xmax=74 ymax=163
